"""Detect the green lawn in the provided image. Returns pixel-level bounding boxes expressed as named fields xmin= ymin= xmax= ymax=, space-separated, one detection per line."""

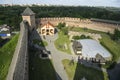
xmin=0 ymin=34 xmax=19 ymax=80
xmin=33 ymin=39 xmax=48 ymax=47
xmin=62 ymin=59 xmax=109 ymax=80
xmin=54 ymin=31 xmax=71 ymax=54
xmin=29 ymin=49 xmax=57 ymax=80
xmin=69 ymin=27 xmax=105 ymax=34
xmin=100 ymin=34 xmax=120 ymax=61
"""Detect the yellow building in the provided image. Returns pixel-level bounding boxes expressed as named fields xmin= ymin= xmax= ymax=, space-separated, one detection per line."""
xmin=40 ymin=22 xmax=55 ymax=35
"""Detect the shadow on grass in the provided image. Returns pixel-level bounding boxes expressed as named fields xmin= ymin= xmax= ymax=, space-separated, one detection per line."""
xmin=73 ymin=57 xmax=105 ymax=80
xmin=107 ymin=62 xmax=120 ymax=80
xmin=29 ymin=30 xmax=58 ymax=80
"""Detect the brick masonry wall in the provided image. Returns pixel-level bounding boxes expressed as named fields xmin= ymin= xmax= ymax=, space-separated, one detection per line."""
xmin=38 ymin=17 xmax=120 ymax=33
xmin=6 ymin=21 xmax=28 ymax=80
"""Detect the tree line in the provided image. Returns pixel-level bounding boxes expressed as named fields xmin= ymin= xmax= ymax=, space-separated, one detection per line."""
xmin=0 ymin=5 xmax=120 ymax=30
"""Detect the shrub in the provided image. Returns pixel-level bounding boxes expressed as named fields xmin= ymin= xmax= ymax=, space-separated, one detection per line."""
xmin=57 ymin=22 xmax=66 ymax=29
xmin=72 ymin=35 xmax=92 ymax=40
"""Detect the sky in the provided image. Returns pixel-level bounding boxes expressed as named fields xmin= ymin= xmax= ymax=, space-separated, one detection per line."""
xmin=0 ymin=0 xmax=120 ymax=7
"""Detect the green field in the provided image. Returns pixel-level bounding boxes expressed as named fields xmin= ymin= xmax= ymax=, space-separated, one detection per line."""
xmin=62 ymin=59 xmax=108 ymax=80
xmin=0 ymin=34 xmax=19 ymax=80
xmin=54 ymin=31 xmax=71 ymax=54
xmin=29 ymin=49 xmax=57 ymax=80
xmin=69 ymin=27 xmax=105 ymax=34
xmin=100 ymin=34 xmax=120 ymax=61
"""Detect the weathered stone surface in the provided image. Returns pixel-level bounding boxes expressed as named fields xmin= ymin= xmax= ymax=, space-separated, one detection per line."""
xmin=38 ymin=17 xmax=120 ymax=33
xmin=6 ymin=21 xmax=28 ymax=80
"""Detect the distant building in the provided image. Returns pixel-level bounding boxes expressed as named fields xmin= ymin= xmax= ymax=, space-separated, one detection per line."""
xmin=40 ymin=22 xmax=55 ymax=35
xmin=0 ymin=24 xmax=11 ymax=37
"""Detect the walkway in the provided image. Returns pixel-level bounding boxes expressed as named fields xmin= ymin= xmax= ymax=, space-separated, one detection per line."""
xmin=41 ymin=34 xmax=73 ymax=80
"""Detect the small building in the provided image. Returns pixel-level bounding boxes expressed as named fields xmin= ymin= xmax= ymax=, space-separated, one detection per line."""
xmin=40 ymin=22 xmax=55 ymax=35
xmin=72 ymin=40 xmax=82 ymax=55
xmin=0 ymin=24 xmax=11 ymax=37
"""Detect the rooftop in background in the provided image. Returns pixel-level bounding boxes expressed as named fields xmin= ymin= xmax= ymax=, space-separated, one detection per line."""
xmin=77 ymin=39 xmax=112 ymax=58
xmin=0 ymin=0 xmax=120 ymax=7
xmin=21 ymin=7 xmax=35 ymax=16
xmin=0 ymin=24 xmax=10 ymax=32
xmin=0 ymin=24 xmax=11 ymax=37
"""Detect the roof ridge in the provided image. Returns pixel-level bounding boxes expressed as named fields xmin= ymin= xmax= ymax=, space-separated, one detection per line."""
xmin=21 ymin=7 xmax=35 ymax=16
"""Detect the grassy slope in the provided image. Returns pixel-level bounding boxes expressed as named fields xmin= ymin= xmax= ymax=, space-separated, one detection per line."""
xmin=0 ymin=34 xmax=19 ymax=80
xmin=29 ymin=49 xmax=57 ymax=80
xmin=62 ymin=59 xmax=108 ymax=80
xmin=54 ymin=31 xmax=71 ymax=54
xmin=100 ymin=34 xmax=120 ymax=61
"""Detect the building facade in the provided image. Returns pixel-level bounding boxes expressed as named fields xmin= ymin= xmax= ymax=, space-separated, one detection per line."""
xmin=40 ymin=22 xmax=55 ymax=35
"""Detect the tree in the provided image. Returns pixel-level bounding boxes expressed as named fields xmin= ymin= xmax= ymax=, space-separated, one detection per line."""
xmin=57 ymin=22 xmax=66 ymax=29
xmin=112 ymin=28 xmax=120 ymax=40
xmin=61 ymin=27 xmax=68 ymax=35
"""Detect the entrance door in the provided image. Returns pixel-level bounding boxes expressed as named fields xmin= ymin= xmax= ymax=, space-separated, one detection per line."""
xmin=46 ymin=33 xmax=49 ymax=35
xmin=46 ymin=29 xmax=49 ymax=35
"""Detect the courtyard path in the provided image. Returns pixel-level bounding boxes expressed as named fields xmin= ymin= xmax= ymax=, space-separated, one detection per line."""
xmin=42 ymin=34 xmax=73 ymax=80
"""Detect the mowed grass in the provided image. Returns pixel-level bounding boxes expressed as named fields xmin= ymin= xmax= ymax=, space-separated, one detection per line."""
xmin=54 ymin=31 xmax=71 ymax=54
xmin=29 ymin=49 xmax=57 ymax=80
xmin=62 ymin=59 xmax=109 ymax=80
xmin=100 ymin=34 xmax=120 ymax=61
xmin=69 ymin=27 xmax=105 ymax=34
xmin=0 ymin=34 xmax=19 ymax=80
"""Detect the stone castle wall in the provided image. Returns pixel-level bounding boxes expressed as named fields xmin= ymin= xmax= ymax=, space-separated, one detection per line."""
xmin=38 ymin=17 xmax=120 ymax=33
xmin=6 ymin=21 xmax=28 ymax=80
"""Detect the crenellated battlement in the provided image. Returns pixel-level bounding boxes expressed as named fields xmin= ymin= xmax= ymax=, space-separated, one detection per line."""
xmin=37 ymin=17 xmax=120 ymax=33
xmin=39 ymin=17 xmax=91 ymax=23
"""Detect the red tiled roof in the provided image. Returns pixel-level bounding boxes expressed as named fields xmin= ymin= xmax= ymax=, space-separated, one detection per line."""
xmin=41 ymin=21 xmax=54 ymax=28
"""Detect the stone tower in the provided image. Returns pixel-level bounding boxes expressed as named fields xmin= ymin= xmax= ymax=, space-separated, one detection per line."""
xmin=21 ymin=7 xmax=36 ymax=31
